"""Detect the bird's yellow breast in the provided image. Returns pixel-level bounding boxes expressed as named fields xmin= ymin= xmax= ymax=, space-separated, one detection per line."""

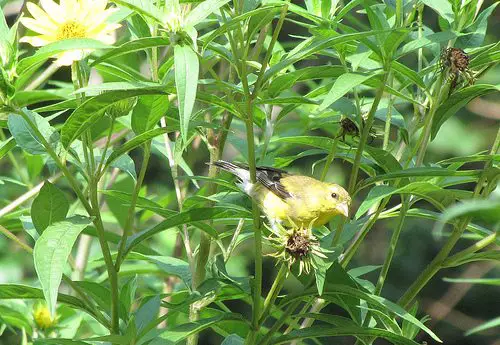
xmin=250 ymin=181 xmax=338 ymax=227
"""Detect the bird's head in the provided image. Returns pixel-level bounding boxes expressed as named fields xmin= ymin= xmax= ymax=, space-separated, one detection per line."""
xmin=325 ymin=184 xmax=351 ymax=218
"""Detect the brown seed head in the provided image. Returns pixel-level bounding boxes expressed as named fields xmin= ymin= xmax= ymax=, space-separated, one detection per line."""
xmin=286 ymin=232 xmax=311 ymax=259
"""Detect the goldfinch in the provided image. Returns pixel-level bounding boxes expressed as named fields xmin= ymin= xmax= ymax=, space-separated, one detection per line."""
xmin=214 ymin=160 xmax=351 ymax=227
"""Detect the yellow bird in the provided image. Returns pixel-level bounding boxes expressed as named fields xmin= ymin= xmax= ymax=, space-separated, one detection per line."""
xmin=214 ymin=160 xmax=351 ymax=227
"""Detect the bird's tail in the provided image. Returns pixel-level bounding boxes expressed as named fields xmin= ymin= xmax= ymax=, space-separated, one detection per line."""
xmin=213 ymin=160 xmax=251 ymax=187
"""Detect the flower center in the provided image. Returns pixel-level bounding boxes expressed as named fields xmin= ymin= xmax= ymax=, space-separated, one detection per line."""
xmin=286 ymin=232 xmax=311 ymax=259
xmin=56 ymin=20 xmax=87 ymax=40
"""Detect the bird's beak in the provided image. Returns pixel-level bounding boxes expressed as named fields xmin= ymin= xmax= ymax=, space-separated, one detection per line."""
xmin=336 ymin=202 xmax=349 ymax=218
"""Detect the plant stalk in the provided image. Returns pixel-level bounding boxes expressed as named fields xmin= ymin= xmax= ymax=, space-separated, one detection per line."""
xmin=398 ymin=127 xmax=500 ymax=308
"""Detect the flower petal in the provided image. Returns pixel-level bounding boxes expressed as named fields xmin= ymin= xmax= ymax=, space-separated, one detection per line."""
xmin=20 ymin=17 xmax=56 ymax=36
xmin=54 ymin=49 xmax=90 ymax=66
xmin=39 ymin=0 xmax=65 ymax=23
xmin=19 ymin=35 xmax=52 ymax=47
xmin=26 ymin=2 xmax=59 ymax=28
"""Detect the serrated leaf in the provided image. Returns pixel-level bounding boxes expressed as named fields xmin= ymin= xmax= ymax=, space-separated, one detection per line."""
xmin=319 ymin=73 xmax=377 ymax=111
xmin=31 ymin=182 xmax=69 ymax=234
xmin=131 ymin=95 xmax=170 ymax=135
xmin=62 ymin=87 xmax=166 ymax=148
xmin=34 ymin=216 xmax=92 ymax=317
xmin=7 ymin=109 xmax=59 ymax=155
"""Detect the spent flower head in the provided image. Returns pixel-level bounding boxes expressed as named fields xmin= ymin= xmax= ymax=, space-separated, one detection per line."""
xmin=19 ymin=0 xmax=120 ymax=66
xmin=266 ymin=218 xmax=328 ymax=276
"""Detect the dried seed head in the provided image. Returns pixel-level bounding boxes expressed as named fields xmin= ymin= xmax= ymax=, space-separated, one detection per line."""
xmin=266 ymin=220 xmax=328 ymax=276
xmin=286 ymin=231 xmax=312 ymax=259
xmin=439 ymin=47 xmax=475 ymax=95
xmin=441 ymin=47 xmax=470 ymax=72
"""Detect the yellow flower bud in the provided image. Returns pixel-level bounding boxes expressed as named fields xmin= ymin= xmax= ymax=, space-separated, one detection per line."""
xmin=33 ymin=303 xmax=57 ymax=330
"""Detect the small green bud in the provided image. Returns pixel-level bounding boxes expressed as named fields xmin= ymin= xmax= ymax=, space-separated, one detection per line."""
xmin=106 ymin=97 xmax=137 ymax=118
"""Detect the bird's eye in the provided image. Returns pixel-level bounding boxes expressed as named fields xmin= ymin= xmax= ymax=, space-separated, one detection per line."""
xmin=331 ymin=192 xmax=338 ymax=199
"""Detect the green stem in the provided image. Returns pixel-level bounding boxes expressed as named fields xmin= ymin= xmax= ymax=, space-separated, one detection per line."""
xmin=382 ymin=74 xmax=394 ymax=151
xmin=395 ymin=0 xmax=403 ymax=27
xmin=240 ymin=43 xmax=263 ymax=345
xmin=258 ymin=263 xmax=288 ymax=325
xmin=334 ymin=71 xmax=390 ymax=246
xmin=0 ymin=224 xmax=33 ymax=253
xmin=252 ymin=2 xmax=289 ymax=98
xmin=398 ymin=127 xmax=500 ymax=308
xmin=320 ymin=136 xmax=339 ymax=182
xmin=258 ymin=300 xmax=302 ymax=345
xmin=115 ymin=142 xmax=151 ymax=270
xmin=340 ymin=199 xmax=389 ymax=267
xmin=443 ymin=231 xmax=498 ymax=268
xmin=88 ymin=180 xmax=120 ymax=332
xmin=96 ymin=116 xmax=115 ymax=178
xmin=71 ymin=61 xmax=119 ymax=333
xmin=25 ymin=62 xmax=60 ymax=91
xmin=412 ymin=77 xmax=446 ymax=167
xmin=374 ymin=198 xmax=408 ymax=295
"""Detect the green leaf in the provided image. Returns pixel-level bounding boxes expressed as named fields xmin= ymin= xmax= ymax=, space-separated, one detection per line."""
xmin=431 ymin=84 xmax=500 ymax=140
xmin=356 ymin=182 xmax=461 ymax=219
xmin=263 ymin=30 xmax=386 ymax=85
xmin=443 ymin=278 xmax=500 ymax=286
xmin=35 ymin=340 xmax=91 ymax=345
xmin=465 ymin=316 xmax=500 ymax=336
xmin=62 ymin=87 xmax=166 ymax=148
xmin=268 ymin=65 xmax=345 ymax=97
xmin=319 ymin=73 xmax=377 ymax=111
xmin=7 ymin=109 xmax=59 ymax=155
xmin=421 ymin=0 xmax=454 ymax=24
xmin=17 ymin=39 xmax=111 ymax=75
xmin=91 ymin=37 xmax=170 ymax=66
xmin=357 ymin=167 xmax=481 ymax=192
xmin=272 ymin=325 xmax=419 ymax=345
xmin=131 ymin=95 xmax=170 ymax=135
xmin=151 ymin=313 xmax=248 ymax=343
xmin=12 ymin=90 xmax=67 ymax=107
xmin=33 ymin=215 xmax=92 ymax=317
xmin=397 ymin=31 xmax=457 ymax=57
xmin=174 ymin=45 xmax=199 ymax=143
xmin=104 ymin=127 xmax=170 ymax=169
xmin=111 ymin=0 xmax=164 ymax=23
xmin=0 ymin=137 xmax=16 ymax=160
xmin=99 ymin=151 xmax=137 ymax=181
xmin=433 ymin=198 xmax=500 ymax=236
xmin=124 ymin=207 xmax=251 ymax=257
xmin=456 ymin=3 xmax=499 ymax=48
xmin=221 ymin=334 xmax=244 ymax=345
xmin=184 ymin=0 xmax=231 ymax=26
xmin=127 ymin=253 xmax=192 ymax=288
xmin=135 ymin=295 xmax=161 ymax=333
xmin=0 ymin=284 xmax=95 ymax=319
xmin=31 ymin=182 xmax=69 ymax=234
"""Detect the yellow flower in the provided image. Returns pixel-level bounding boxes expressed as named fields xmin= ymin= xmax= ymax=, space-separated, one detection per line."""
xmin=33 ymin=303 xmax=58 ymax=329
xmin=20 ymin=0 xmax=120 ymax=65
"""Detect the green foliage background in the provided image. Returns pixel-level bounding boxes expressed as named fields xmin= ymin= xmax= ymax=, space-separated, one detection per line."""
xmin=0 ymin=0 xmax=499 ymax=344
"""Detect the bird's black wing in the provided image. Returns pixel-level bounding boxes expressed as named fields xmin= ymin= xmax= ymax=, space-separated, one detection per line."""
xmin=255 ymin=166 xmax=292 ymax=199
xmin=214 ymin=160 xmax=292 ymax=199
